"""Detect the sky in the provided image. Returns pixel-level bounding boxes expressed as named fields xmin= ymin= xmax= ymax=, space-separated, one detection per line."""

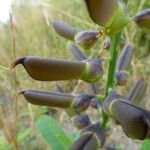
xmin=0 ymin=0 xmax=12 ymax=23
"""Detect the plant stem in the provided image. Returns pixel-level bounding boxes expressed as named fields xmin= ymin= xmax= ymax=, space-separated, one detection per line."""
xmin=101 ymin=32 xmax=121 ymax=128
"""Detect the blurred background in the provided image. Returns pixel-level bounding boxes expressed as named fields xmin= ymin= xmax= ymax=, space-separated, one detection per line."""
xmin=0 ymin=0 xmax=150 ymax=149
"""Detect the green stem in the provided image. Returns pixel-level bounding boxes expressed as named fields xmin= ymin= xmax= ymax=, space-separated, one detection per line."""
xmin=101 ymin=32 xmax=121 ymax=128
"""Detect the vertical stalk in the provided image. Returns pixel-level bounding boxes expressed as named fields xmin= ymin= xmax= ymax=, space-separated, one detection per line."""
xmin=10 ymin=4 xmax=18 ymax=150
xmin=101 ymin=32 xmax=121 ymax=128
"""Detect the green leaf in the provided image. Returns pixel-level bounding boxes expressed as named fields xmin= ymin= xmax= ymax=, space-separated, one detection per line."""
xmin=141 ymin=139 xmax=150 ymax=150
xmin=36 ymin=115 xmax=73 ymax=150
xmin=17 ymin=128 xmax=31 ymax=142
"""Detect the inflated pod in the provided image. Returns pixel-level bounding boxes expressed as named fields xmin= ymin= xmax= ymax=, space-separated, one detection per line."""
xmin=132 ymin=9 xmax=150 ymax=32
xmin=52 ymin=20 xmax=80 ymax=40
xmin=103 ymin=91 xmax=150 ymax=140
xmin=127 ymin=78 xmax=147 ymax=106
xmin=84 ymin=0 xmax=130 ymax=35
xmin=72 ymin=113 xmax=91 ymax=129
xmin=70 ymin=132 xmax=99 ymax=150
xmin=74 ymin=30 xmax=100 ymax=49
xmin=20 ymin=90 xmax=74 ymax=108
xmin=10 ymin=56 xmax=103 ymax=83
xmin=20 ymin=89 xmax=93 ymax=112
xmin=116 ymin=44 xmax=133 ymax=71
xmin=115 ymin=71 xmax=129 ymax=86
xmin=69 ymin=44 xmax=87 ymax=61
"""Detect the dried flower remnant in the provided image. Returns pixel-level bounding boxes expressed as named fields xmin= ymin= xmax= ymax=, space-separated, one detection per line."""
xmin=69 ymin=44 xmax=87 ymax=61
xmin=10 ymin=56 xmax=103 ymax=83
xmin=82 ymin=122 xmax=106 ymax=146
xmin=71 ymin=94 xmax=94 ymax=112
xmin=133 ymin=9 xmax=150 ymax=32
xmin=127 ymin=78 xmax=147 ymax=106
xmin=52 ymin=20 xmax=80 ymax=40
xmin=115 ymin=71 xmax=129 ymax=86
xmin=116 ymin=44 xmax=133 ymax=71
xmin=70 ymin=132 xmax=99 ymax=150
xmin=72 ymin=113 xmax=91 ymax=129
xmin=74 ymin=30 xmax=100 ymax=49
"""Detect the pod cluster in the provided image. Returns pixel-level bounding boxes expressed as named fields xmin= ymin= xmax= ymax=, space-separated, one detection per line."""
xmin=9 ymin=1 xmax=150 ymax=149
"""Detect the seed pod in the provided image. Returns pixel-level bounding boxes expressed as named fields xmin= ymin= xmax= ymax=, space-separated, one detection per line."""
xmin=82 ymin=122 xmax=106 ymax=146
xmin=133 ymin=9 xmax=150 ymax=32
xmin=72 ymin=94 xmax=94 ymax=112
xmin=70 ymin=132 xmax=99 ymax=150
xmin=74 ymin=30 xmax=100 ymax=49
xmin=10 ymin=56 xmax=103 ymax=83
xmin=108 ymin=99 xmax=150 ymax=140
xmin=52 ymin=20 xmax=80 ymax=40
xmin=72 ymin=113 xmax=91 ymax=129
xmin=127 ymin=78 xmax=147 ymax=106
xmin=20 ymin=89 xmax=74 ymax=108
xmin=84 ymin=0 xmax=130 ymax=35
xmin=69 ymin=44 xmax=87 ymax=61
xmin=116 ymin=44 xmax=133 ymax=71
xmin=115 ymin=71 xmax=129 ymax=86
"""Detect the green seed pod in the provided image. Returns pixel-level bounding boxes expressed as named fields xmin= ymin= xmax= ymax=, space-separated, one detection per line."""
xmin=116 ymin=44 xmax=133 ymax=71
xmin=108 ymin=99 xmax=150 ymax=140
xmin=72 ymin=113 xmax=91 ymax=129
xmin=82 ymin=122 xmax=105 ymax=146
xmin=74 ymin=30 xmax=100 ymax=49
xmin=84 ymin=0 xmax=130 ymax=35
xmin=115 ymin=71 xmax=129 ymax=86
xmin=133 ymin=9 xmax=150 ymax=32
xmin=52 ymin=20 xmax=80 ymax=40
xmin=20 ymin=90 xmax=74 ymax=108
xmin=127 ymin=78 xmax=147 ymax=106
xmin=10 ymin=56 xmax=103 ymax=83
xmin=69 ymin=44 xmax=87 ymax=61
xmin=70 ymin=132 xmax=99 ymax=150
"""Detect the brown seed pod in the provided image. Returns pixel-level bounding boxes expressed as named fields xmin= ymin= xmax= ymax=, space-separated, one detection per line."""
xmin=10 ymin=56 xmax=85 ymax=81
xmin=10 ymin=56 xmax=103 ymax=83
xmin=84 ymin=0 xmax=130 ymax=35
xmin=133 ymin=9 xmax=150 ymax=32
xmin=20 ymin=89 xmax=74 ymax=108
xmin=108 ymin=99 xmax=150 ymax=140
xmin=52 ymin=20 xmax=80 ymax=40
xmin=70 ymin=132 xmax=99 ymax=150
xmin=74 ymin=30 xmax=100 ymax=49
xmin=84 ymin=0 xmax=118 ymax=27
xmin=103 ymin=91 xmax=150 ymax=140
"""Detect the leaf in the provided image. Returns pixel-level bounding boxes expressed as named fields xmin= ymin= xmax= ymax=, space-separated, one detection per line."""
xmin=36 ymin=115 xmax=73 ymax=150
xmin=17 ymin=128 xmax=31 ymax=142
xmin=141 ymin=139 xmax=150 ymax=150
